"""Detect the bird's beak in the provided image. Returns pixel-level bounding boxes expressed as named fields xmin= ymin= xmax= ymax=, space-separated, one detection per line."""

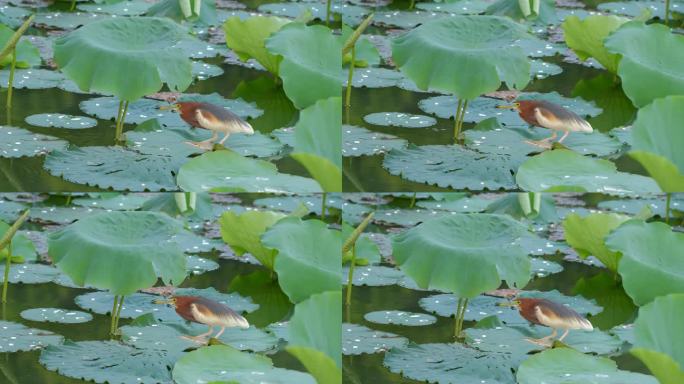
xmin=159 ymin=104 xmax=180 ymax=112
xmin=497 ymin=301 xmax=517 ymax=307
xmin=153 ymin=298 xmax=173 ymax=305
xmin=497 ymin=104 xmax=517 ymax=110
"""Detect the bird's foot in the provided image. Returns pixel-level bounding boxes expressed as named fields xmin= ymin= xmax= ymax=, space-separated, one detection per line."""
xmin=184 ymin=140 xmax=215 ymax=151
xmin=524 ymin=139 xmax=553 ymax=149
xmin=524 ymin=337 xmax=554 ymax=347
xmin=181 ymin=335 xmax=209 ymax=344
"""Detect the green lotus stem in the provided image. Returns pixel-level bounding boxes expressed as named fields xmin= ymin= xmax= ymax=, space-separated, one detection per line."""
xmin=665 ymin=0 xmax=670 ymax=26
xmin=1 ymin=209 xmax=30 ymax=304
xmin=457 ymin=100 xmax=469 ymax=142
xmin=326 ymin=0 xmax=331 ymax=26
xmin=179 ymin=0 xmax=193 ymax=18
xmin=345 ymin=46 xmax=355 ymax=109
xmin=115 ymin=100 xmax=129 ymax=143
xmin=113 ymin=295 xmax=125 ymax=332
xmin=532 ymin=192 xmax=541 ymax=214
xmin=70 ymin=0 xmax=76 ymax=11
xmin=342 ymin=13 xmax=374 ymax=56
xmin=0 ymin=15 xmax=34 ymax=63
xmin=193 ymin=0 xmax=201 ymax=17
xmin=345 ymin=244 xmax=356 ymax=306
xmin=188 ymin=192 xmax=196 ymax=212
xmin=665 ymin=193 xmax=671 ymax=224
xmin=531 ymin=0 xmax=540 ymax=16
xmin=454 ymin=297 xmax=469 ymax=338
xmin=409 ymin=192 xmax=416 ymax=208
xmin=6 ymin=49 xmax=16 ymax=111
xmin=518 ymin=193 xmax=532 ymax=216
xmin=110 ymin=295 xmax=119 ymax=336
xmin=65 ymin=195 xmax=72 ymax=206
xmin=409 ymin=0 xmax=415 ymax=10
xmin=174 ymin=193 xmax=189 ymax=213
xmin=518 ymin=0 xmax=532 ymax=17
xmin=454 ymin=99 xmax=463 ymax=142
xmin=321 ymin=192 xmax=327 ymax=219
xmin=342 ymin=212 xmax=374 ymax=254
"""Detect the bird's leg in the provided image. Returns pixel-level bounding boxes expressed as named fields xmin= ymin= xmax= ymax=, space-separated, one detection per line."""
xmin=185 ymin=131 xmax=218 ymax=150
xmin=525 ymin=131 xmax=557 ymax=149
xmin=558 ymin=328 xmax=570 ymax=342
xmin=558 ymin=130 xmax=570 ymax=143
xmin=218 ymin=132 xmax=230 ymax=146
xmin=524 ymin=328 xmax=557 ymax=347
xmin=214 ymin=326 xmax=226 ymax=339
xmin=182 ymin=325 xmax=213 ymax=343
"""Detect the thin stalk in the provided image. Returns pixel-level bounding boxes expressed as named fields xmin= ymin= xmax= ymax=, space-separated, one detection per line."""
xmin=409 ymin=0 xmax=415 ymax=9
xmin=321 ymin=192 xmax=327 ymax=219
xmin=0 ymin=210 xmax=29 ymax=304
xmin=453 ymin=99 xmax=463 ymax=142
xmin=342 ymin=212 xmax=374 ymax=254
xmin=665 ymin=193 xmax=671 ymax=224
xmin=113 ymin=295 xmax=125 ymax=332
xmin=665 ymin=0 xmax=670 ymax=26
xmin=70 ymin=0 xmax=76 ymax=11
xmin=345 ymin=244 xmax=356 ymax=306
xmin=65 ymin=195 xmax=72 ymax=206
xmin=6 ymin=48 xmax=16 ymax=111
xmin=454 ymin=298 xmax=464 ymax=337
xmin=456 ymin=100 xmax=469 ymax=143
xmin=0 ymin=15 xmax=35 ymax=63
xmin=326 ymin=0 xmax=331 ymax=26
xmin=454 ymin=298 xmax=469 ymax=338
xmin=345 ymin=46 xmax=355 ymax=109
xmin=409 ymin=192 xmax=416 ymax=208
xmin=115 ymin=100 xmax=129 ymax=143
xmin=110 ymin=295 xmax=120 ymax=336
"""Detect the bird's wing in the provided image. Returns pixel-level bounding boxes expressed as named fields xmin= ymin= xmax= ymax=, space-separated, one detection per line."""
xmin=195 ymin=107 xmax=253 ymax=134
xmin=195 ymin=109 xmax=225 ymax=131
xmin=534 ymin=106 xmax=593 ymax=133
xmin=534 ymin=304 xmax=593 ymax=330
xmin=190 ymin=302 xmax=249 ymax=328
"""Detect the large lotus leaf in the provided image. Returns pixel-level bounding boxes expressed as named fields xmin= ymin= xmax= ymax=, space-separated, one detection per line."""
xmin=517 ymin=348 xmax=658 ymax=384
xmin=78 ymin=0 xmax=153 ymax=15
xmin=25 ymin=113 xmax=97 ymax=129
xmin=384 ymin=342 xmax=518 ymax=383
xmin=391 ymin=16 xmax=530 ymax=100
xmin=54 ymin=17 xmax=192 ymax=101
xmin=0 ymin=68 xmax=64 ymax=89
xmin=172 ymin=345 xmax=316 ymax=384
xmin=288 ymin=291 xmax=341 ymax=369
xmin=0 ymin=263 xmax=61 ymax=284
xmin=364 ymin=112 xmax=436 ymax=128
xmin=417 ymin=0 xmax=495 ymax=15
xmin=258 ymin=2 xmax=368 ymax=25
xmin=223 ymin=15 xmax=290 ymax=75
xmin=265 ymin=23 xmax=341 ymax=109
xmin=263 ymin=218 xmax=340 ymax=303
xmin=383 ymin=144 xmax=522 ymax=190
xmin=606 ymin=221 xmax=684 ymax=305
xmin=145 ymin=0 xmax=217 ymax=25
xmin=0 ymin=320 xmax=63 ymax=352
xmin=20 ymin=308 xmax=92 ymax=324
xmin=629 ymin=96 xmax=684 ymax=192
xmin=0 ymin=24 xmax=40 ymax=68
xmin=516 ymin=149 xmax=660 ymax=193
xmin=176 ymin=150 xmax=321 ymax=192
xmin=0 ymin=126 xmax=67 ymax=158
xmin=40 ymin=340 xmax=174 ymax=384
xmin=290 ymin=97 xmax=341 ymax=192
xmin=364 ymin=310 xmax=437 ymax=326
xmin=632 ymin=294 xmax=684 ymax=384
xmin=342 ymin=323 xmax=408 ymax=355
xmin=467 ymin=325 xmax=622 ymax=356
xmin=48 ymin=211 xmax=186 ymax=295
xmin=287 ymin=346 xmax=340 ymax=384
xmin=392 ymin=214 xmax=530 ymax=298
xmin=563 ymin=212 xmax=630 ymax=272
xmin=44 ymin=146 xmax=179 ymax=191
xmin=219 ymin=210 xmax=285 ymax=270
xmin=598 ymin=0 xmax=681 ymax=19
xmin=562 ymin=15 xmax=628 ymax=74
xmin=604 ymin=22 xmax=684 ymax=108
xmin=72 ymin=194 xmax=151 ymax=210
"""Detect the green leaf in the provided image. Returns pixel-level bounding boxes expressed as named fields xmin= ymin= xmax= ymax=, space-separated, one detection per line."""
xmin=172 ymin=345 xmax=316 ymax=384
xmin=392 ymin=214 xmax=531 ymax=298
xmin=391 ymin=16 xmax=530 ymax=100
xmin=219 ymin=210 xmax=285 ymax=270
xmin=629 ymin=95 xmax=684 ymax=192
xmin=0 ymin=320 xmax=63 ymax=352
xmin=516 ymin=149 xmax=660 ymax=194
xmin=562 ymin=15 xmax=628 ymax=74
xmin=266 ymin=23 xmax=341 ymax=109
xmin=146 ymin=0 xmax=217 ymax=24
xmin=605 ymin=22 xmax=684 ymax=108
xmin=20 ymin=308 xmax=92 ymax=324
xmin=606 ymin=221 xmax=684 ymax=306
xmin=517 ymin=348 xmax=658 ymax=384
xmin=54 ymin=17 xmax=192 ymax=101
xmin=176 ymin=150 xmax=321 ymax=193
xmin=48 ymin=211 xmax=187 ymax=295
xmin=288 ymin=291 xmax=341 ymax=369
xmin=0 ymin=24 xmax=40 ymax=68
xmin=631 ymin=294 xmax=684 ymax=384
xmin=290 ymin=97 xmax=341 ymax=192
xmin=562 ymin=212 xmax=630 ymax=272
xmin=287 ymin=346 xmax=340 ymax=384
xmin=223 ymin=16 xmax=290 ymax=75
xmin=262 ymin=218 xmax=340 ymax=303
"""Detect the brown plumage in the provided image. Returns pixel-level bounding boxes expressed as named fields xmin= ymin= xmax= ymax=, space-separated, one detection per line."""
xmin=167 ymin=295 xmax=249 ymax=343
xmin=515 ymin=298 xmax=593 ymax=346
xmin=174 ymin=102 xmax=254 ymax=150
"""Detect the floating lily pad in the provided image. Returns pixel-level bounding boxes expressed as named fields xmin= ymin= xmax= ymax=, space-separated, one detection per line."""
xmin=415 ymin=195 xmax=492 ymax=212
xmin=0 ymin=126 xmax=68 ymax=158
xmin=20 ymin=308 xmax=93 ymax=324
xmin=364 ymin=112 xmax=437 ymax=128
xmin=29 ymin=206 xmax=101 ymax=224
xmin=342 ymin=323 xmax=408 ymax=355
xmin=121 ymin=322 xmax=278 ymax=354
xmin=530 ymin=257 xmax=563 ymax=277
xmin=598 ymin=197 xmax=682 ymax=217
xmin=258 ymin=2 xmax=368 ymax=25
xmin=373 ymin=207 xmax=455 ymax=226
xmin=417 ymin=0 xmax=494 ymax=15
xmin=373 ymin=10 xmax=455 ymax=29
xmin=0 ymin=263 xmax=61 ymax=284
xmin=173 ymin=37 xmax=225 ymax=59
xmin=72 ymin=194 xmax=151 ymax=210
xmin=530 ymin=59 xmax=563 ymax=79
xmin=383 ymin=342 xmax=518 ymax=383
xmin=77 ymin=0 xmax=153 ymax=16
xmin=253 ymin=194 xmax=342 ymax=214
xmin=191 ymin=61 xmax=224 ymax=80
xmin=342 ymin=125 xmax=407 ymax=157
xmin=33 ymin=11 xmax=114 ymax=30
xmin=515 ymin=37 xmax=565 ymax=57
xmin=0 ymin=200 xmax=25 ymax=222
xmin=598 ymin=0 xmax=679 ymax=18
xmin=0 ymin=320 xmax=63 ymax=352
xmin=0 ymin=68 xmax=62 ymax=89
xmin=342 ymin=265 xmax=404 ymax=286
xmin=25 ymin=113 xmax=98 ymax=129
xmin=344 ymin=67 xmax=404 ymax=88
xmin=364 ymin=310 xmax=437 ymax=326
xmin=516 ymin=150 xmax=660 ymax=193
xmin=39 ymin=340 xmax=174 ymax=384
xmin=186 ymin=255 xmax=219 ymax=275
